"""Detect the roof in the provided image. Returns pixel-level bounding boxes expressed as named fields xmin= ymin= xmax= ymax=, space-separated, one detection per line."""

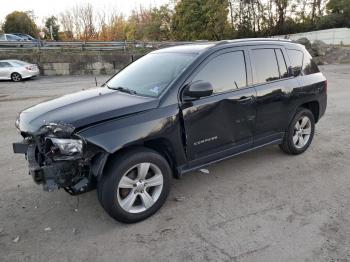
xmin=153 ymin=38 xmax=297 ymax=54
xmin=153 ymin=43 xmax=215 ymax=54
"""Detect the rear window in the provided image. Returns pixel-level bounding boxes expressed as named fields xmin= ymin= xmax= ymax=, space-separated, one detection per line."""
xmin=303 ymin=52 xmax=320 ymax=75
xmin=287 ymin=49 xmax=303 ymax=77
xmin=11 ymin=60 xmax=28 ymax=66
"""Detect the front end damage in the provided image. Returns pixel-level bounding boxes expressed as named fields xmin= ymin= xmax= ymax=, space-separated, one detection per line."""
xmin=13 ymin=122 xmax=108 ymax=194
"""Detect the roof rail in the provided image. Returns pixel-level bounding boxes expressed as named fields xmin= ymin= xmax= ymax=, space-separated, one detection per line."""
xmin=214 ymin=38 xmax=292 ymax=46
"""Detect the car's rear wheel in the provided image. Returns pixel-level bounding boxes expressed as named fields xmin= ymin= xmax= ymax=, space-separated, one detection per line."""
xmin=97 ymin=148 xmax=171 ymax=223
xmin=11 ymin=72 xmax=22 ymax=82
xmin=279 ymin=108 xmax=315 ymax=155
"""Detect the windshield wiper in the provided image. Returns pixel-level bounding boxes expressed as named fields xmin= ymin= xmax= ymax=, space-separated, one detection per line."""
xmin=108 ymin=86 xmax=137 ymax=95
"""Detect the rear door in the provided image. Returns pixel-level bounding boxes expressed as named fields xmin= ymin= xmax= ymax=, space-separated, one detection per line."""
xmin=180 ymin=48 xmax=257 ymax=161
xmin=248 ymin=46 xmax=300 ymax=146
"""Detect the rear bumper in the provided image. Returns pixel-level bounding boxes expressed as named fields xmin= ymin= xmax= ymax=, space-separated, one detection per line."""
xmin=22 ymin=70 xmax=40 ymax=79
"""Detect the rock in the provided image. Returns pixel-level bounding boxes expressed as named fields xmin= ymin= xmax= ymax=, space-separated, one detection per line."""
xmin=295 ymin=37 xmax=312 ymax=52
xmin=44 ymin=227 xmax=52 ymax=232
xmin=312 ymin=40 xmax=327 ymax=56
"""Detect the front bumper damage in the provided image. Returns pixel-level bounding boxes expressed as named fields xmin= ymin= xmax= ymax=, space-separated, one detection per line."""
xmin=13 ymin=122 xmax=108 ymax=194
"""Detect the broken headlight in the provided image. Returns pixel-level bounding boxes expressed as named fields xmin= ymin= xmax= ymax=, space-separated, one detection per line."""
xmin=49 ymin=138 xmax=83 ymax=156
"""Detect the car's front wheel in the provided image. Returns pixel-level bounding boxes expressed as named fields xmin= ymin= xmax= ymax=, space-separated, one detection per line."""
xmin=97 ymin=148 xmax=171 ymax=223
xmin=11 ymin=72 xmax=22 ymax=82
xmin=279 ymin=108 xmax=315 ymax=155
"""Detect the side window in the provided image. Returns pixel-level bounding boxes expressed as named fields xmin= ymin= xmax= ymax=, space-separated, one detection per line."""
xmin=193 ymin=51 xmax=246 ymax=94
xmin=0 ymin=34 xmax=5 ymax=41
xmin=0 ymin=62 xmax=4 ymax=68
xmin=303 ymin=51 xmax=320 ymax=75
xmin=7 ymin=35 xmax=20 ymax=41
xmin=275 ymin=49 xmax=288 ymax=78
xmin=287 ymin=49 xmax=303 ymax=77
xmin=251 ymin=49 xmax=280 ymax=84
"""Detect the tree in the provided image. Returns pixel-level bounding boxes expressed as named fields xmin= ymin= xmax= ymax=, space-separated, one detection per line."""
xmin=2 ymin=11 xmax=39 ymax=37
xmin=44 ymin=16 xmax=60 ymax=40
xmin=143 ymin=5 xmax=172 ymax=41
xmin=59 ymin=10 xmax=75 ymax=40
xmin=172 ymin=0 xmax=230 ymax=40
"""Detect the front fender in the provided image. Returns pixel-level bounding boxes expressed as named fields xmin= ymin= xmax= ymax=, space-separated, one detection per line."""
xmin=77 ymin=105 xmax=186 ymax=165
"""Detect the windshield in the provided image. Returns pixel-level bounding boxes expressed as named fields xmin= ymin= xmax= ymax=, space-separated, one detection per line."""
xmin=107 ymin=52 xmax=196 ymax=97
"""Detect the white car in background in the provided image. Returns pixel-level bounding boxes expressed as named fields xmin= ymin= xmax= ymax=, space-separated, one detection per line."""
xmin=0 ymin=60 xmax=39 ymax=81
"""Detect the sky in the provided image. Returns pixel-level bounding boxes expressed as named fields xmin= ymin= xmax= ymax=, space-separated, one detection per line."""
xmin=0 ymin=0 xmax=170 ymax=25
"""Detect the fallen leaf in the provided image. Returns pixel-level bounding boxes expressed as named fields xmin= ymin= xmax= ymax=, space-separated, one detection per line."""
xmin=199 ymin=168 xmax=210 ymax=174
xmin=44 ymin=227 xmax=52 ymax=232
xmin=13 ymin=236 xmax=20 ymax=243
xmin=174 ymin=196 xmax=186 ymax=202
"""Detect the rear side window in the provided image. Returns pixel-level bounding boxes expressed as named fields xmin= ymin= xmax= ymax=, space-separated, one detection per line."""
xmin=7 ymin=35 xmax=20 ymax=41
xmin=287 ymin=49 xmax=303 ymax=77
xmin=0 ymin=35 xmax=5 ymax=41
xmin=251 ymin=49 xmax=280 ymax=84
xmin=303 ymin=51 xmax=320 ymax=75
xmin=275 ymin=49 xmax=288 ymax=78
xmin=0 ymin=62 xmax=11 ymax=67
xmin=193 ymin=51 xmax=247 ymax=94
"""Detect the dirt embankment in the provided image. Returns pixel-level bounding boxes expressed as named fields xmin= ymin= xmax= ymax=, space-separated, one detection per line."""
xmin=296 ymin=38 xmax=350 ymax=65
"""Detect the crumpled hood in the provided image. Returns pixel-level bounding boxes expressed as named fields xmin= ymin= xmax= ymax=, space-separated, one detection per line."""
xmin=18 ymin=87 xmax=159 ymax=134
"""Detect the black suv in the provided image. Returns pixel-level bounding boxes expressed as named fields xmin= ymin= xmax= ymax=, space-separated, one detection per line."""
xmin=13 ymin=39 xmax=327 ymax=223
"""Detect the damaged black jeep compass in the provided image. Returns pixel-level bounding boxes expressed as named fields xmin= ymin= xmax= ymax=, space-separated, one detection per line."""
xmin=13 ymin=39 xmax=327 ymax=223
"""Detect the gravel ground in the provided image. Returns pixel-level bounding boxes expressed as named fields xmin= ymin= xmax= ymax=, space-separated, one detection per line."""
xmin=0 ymin=65 xmax=349 ymax=262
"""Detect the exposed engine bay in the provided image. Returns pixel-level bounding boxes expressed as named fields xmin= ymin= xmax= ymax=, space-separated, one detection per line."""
xmin=14 ymin=122 xmax=108 ymax=194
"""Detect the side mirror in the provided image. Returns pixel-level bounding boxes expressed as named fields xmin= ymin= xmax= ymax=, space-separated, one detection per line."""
xmin=183 ymin=81 xmax=213 ymax=101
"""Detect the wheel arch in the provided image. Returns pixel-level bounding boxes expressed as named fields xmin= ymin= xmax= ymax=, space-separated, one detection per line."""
xmin=299 ymin=101 xmax=320 ymax=123
xmin=11 ymin=72 xmax=22 ymax=81
xmin=101 ymin=139 xmax=179 ymax=179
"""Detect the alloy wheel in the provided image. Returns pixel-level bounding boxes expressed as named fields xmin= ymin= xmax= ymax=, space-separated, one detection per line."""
xmin=12 ymin=73 xmax=22 ymax=82
xmin=117 ymin=162 xmax=164 ymax=213
xmin=293 ymin=115 xmax=312 ymax=149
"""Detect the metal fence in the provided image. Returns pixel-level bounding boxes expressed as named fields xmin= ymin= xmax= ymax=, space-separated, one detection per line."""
xmin=0 ymin=40 xmax=198 ymax=51
xmin=1 ymin=28 xmax=348 ymax=51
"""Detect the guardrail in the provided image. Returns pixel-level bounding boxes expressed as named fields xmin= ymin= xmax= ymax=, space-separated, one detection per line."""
xmin=0 ymin=40 xmax=198 ymax=51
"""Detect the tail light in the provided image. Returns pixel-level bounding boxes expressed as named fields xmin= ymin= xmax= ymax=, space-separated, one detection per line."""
xmin=25 ymin=66 xmax=32 ymax=71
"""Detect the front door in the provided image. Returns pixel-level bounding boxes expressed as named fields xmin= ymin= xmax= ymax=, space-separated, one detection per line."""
xmin=180 ymin=49 xmax=257 ymax=161
xmin=0 ymin=62 xmax=11 ymax=79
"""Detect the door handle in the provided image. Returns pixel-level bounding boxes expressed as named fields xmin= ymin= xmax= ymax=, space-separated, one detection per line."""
xmin=238 ymin=96 xmax=253 ymax=102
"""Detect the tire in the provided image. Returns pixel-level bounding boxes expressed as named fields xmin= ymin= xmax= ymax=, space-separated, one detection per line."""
xmin=97 ymin=147 xmax=171 ymax=223
xmin=279 ymin=108 xmax=315 ymax=155
xmin=11 ymin=72 xmax=22 ymax=82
